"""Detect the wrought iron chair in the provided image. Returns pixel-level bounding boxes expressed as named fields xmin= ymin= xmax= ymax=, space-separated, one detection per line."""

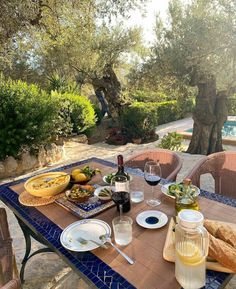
xmin=124 ymin=149 xmax=182 ymax=181
xmin=0 ymin=208 xmax=21 ymax=289
xmin=185 ymin=151 xmax=236 ymax=199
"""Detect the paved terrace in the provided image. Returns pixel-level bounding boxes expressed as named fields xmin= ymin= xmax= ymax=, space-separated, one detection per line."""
xmin=1 ymin=118 xmax=236 ymax=289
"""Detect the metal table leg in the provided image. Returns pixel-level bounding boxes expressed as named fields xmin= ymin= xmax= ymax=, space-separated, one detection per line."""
xmin=16 ymin=216 xmax=54 ymax=283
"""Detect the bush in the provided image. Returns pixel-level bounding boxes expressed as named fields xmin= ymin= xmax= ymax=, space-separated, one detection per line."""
xmin=120 ymin=102 xmax=158 ymax=141
xmin=52 ymin=92 xmax=96 ymax=135
xmin=153 ymin=101 xmax=180 ymax=124
xmin=129 ymin=90 xmax=169 ymax=103
xmin=158 ymin=132 xmax=184 ymax=151
xmin=228 ymin=97 xmax=236 ymax=115
xmin=0 ymin=78 xmax=59 ymax=160
xmin=176 ymin=97 xmax=195 ymax=117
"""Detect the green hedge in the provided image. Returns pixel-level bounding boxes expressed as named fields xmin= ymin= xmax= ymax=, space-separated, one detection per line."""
xmin=0 ymin=78 xmax=59 ymax=160
xmin=52 ymin=91 xmax=96 ymax=135
xmin=129 ymin=90 xmax=169 ymax=102
xmin=153 ymin=101 xmax=180 ymax=124
xmin=228 ymin=97 xmax=236 ymax=115
xmin=0 ymin=77 xmax=96 ymax=161
xmin=120 ymin=102 xmax=158 ymax=140
xmin=119 ymin=99 xmax=193 ymax=141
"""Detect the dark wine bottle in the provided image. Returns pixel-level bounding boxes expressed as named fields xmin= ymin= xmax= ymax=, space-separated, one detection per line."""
xmin=113 ymin=155 xmax=131 ymax=213
xmin=115 ymin=155 xmax=128 ymax=178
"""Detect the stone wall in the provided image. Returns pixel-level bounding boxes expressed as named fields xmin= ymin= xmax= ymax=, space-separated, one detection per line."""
xmin=0 ymin=143 xmax=65 ymax=180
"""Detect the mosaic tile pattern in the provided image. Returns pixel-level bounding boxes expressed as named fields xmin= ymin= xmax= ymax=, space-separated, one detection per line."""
xmin=0 ymin=157 xmax=233 ymax=289
xmin=56 ymin=195 xmax=115 ymax=218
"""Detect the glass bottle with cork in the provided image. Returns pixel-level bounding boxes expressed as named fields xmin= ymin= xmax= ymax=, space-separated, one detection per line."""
xmin=175 ymin=178 xmax=199 ymax=214
xmin=115 ymin=155 xmax=129 ymax=179
xmin=111 ymin=155 xmax=131 ymax=213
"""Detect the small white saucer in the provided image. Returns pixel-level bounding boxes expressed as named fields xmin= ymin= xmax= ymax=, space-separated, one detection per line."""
xmin=136 ymin=210 xmax=168 ymax=229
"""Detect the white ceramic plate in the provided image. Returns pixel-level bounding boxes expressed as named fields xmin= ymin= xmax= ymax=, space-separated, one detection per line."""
xmin=94 ymin=186 xmax=113 ymax=201
xmin=161 ymin=183 xmax=200 ymax=199
xmin=103 ymin=174 xmax=133 ymax=184
xmin=60 ymin=219 xmax=111 ymax=252
xmin=136 ymin=210 xmax=168 ymax=229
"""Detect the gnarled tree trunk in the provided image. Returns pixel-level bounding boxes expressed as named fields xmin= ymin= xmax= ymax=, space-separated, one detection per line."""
xmin=187 ymin=75 xmax=228 ymax=155
xmin=91 ymin=64 xmax=125 ymax=118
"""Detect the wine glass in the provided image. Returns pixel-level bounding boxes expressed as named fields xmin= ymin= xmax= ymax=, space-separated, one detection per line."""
xmin=110 ymin=175 xmax=130 ymax=217
xmin=144 ymin=161 xmax=162 ymax=206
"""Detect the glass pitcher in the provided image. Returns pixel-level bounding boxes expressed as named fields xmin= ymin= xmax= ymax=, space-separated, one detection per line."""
xmin=175 ymin=210 xmax=209 ymax=289
xmin=175 ymin=179 xmax=199 ymax=214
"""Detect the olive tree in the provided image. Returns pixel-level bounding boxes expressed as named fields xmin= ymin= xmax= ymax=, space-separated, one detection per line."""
xmin=140 ymin=0 xmax=236 ymax=154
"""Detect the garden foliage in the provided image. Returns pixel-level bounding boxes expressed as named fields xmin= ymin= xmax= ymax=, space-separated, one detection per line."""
xmin=0 ymin=78 xmax=58 ymax=160
xmin=228 ymin=97 xmax=236 ymax=116
xmin=158 ymin=132 xmax=184 ymax=152
xmin=0 ymin=77 xmax=96 ymax=160
xmin=120 ymin=102 xmax=158 ymax=140
xmin=52 ymin=92 xmax=96 ymax=135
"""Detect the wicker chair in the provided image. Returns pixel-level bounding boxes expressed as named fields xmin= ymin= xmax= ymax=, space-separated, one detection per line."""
xmin=124 ymin=149 xmax=182 ymax=181
xmin=185 ymin=151 xmax=236 ymax=199
xmin=0 ymin=208 xmax=21 ymax=289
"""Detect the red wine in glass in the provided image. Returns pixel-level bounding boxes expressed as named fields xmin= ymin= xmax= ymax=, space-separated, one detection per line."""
xmin=144 ymin=161 xmax=162 ymax=206
xmin=145 ymin=175 xmax=161 ymax=186
xmin=111 ymin=191 xmax=131 ymax=213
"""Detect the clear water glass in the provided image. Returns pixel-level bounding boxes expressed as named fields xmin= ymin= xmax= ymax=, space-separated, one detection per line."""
xmin=112 ymin=216 xmax=133 ymax=246
xmin=130 ymin=191 xmax=144 ymax=203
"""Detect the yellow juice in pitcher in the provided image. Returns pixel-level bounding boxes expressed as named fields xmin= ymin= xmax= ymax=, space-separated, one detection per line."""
xmin=175 ymin=242 xmax=205 ymax=289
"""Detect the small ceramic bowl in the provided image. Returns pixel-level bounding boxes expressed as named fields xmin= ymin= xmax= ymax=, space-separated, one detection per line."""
xmin=94 ymin=186 xmax=113 ymax=201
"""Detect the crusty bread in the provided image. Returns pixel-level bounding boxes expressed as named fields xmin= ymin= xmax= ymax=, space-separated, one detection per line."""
xmin=204 ymin=220 xmax=219 ymax=236
xmin=204 ymin=220 xmax=236 ymax=248
xmin=216 ymin=225 xmax=236 ymax=249
xmin=208 ymin=234 xmax=236 ymax=272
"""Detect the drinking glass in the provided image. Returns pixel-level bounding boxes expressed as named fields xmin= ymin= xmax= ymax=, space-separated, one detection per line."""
xmin=130 ymin=178 xmax=144 ymax=203
xmin=144 ymin=161 xmax=162 ymax=206
xmin=110 ymin=175 xmax=130 ymax=216
xmin=112 ymin=216 xmax=133 ymax=246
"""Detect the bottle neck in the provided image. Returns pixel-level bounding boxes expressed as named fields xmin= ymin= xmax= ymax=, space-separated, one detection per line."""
xmin=117 ymin=155 xmax=125 ymax=173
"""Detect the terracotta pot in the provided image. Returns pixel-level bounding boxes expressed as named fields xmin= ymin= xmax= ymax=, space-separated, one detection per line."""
xmin=132 ymin=138 xmax=142 ymax=144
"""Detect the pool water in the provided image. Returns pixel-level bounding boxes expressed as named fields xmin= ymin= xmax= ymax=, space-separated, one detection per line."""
xmin=186 ymin=121 xmax=236 ymax=137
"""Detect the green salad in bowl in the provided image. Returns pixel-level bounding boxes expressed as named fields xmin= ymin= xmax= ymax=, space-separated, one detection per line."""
xmin=161 ymin=181 xmax=200 ymax=199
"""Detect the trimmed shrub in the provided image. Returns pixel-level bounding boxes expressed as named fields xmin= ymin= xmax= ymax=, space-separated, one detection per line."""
xmin=120 ymin=102 xmax=158 ymax=140
xmin=228 ymin=97 xmax=236 ymax=115
xmin=0 ymin=78 xmax=59 ymax=160
xmin=153 ymin=101 xmax=180 ymax=124
xmin=52 ymin=92 xmax=96 ymax=135
xmin=129 ymin=90 xmax=168 ymax=103
xmin=158 ymin=132 xmax=184 ymax=151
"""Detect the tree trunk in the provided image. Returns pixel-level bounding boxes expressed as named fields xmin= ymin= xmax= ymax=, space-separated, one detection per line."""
xmin=92 ymin=64 xmax=124 ymax=118
xmin=187 ymin=75 xmax=228 ymax=155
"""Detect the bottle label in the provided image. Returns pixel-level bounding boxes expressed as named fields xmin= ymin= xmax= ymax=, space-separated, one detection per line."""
xmin=115 ymin=181 xmax=129 ymax=193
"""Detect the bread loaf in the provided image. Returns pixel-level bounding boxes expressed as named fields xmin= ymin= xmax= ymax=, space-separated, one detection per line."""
xmin=208 ymin=234 xmax=236 ymax=272
xmin=217 ymin=225 xmax=236 ymax=248
xmin=204 ymin=220 xmax=236 ymax=248
xmin=204 ymin=220 xmax=219 ymax=236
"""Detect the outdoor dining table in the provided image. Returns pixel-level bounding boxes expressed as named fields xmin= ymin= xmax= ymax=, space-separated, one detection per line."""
xmin=0 ymin=157 xmax=235 ymax=289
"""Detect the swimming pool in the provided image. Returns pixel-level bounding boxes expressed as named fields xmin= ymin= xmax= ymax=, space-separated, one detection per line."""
xmin=186 ymin=121 xmax=236 ymax=138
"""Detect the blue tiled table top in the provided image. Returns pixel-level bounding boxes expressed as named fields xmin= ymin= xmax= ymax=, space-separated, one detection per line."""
xmin=0 ymin=157 xmax=235 ymax=289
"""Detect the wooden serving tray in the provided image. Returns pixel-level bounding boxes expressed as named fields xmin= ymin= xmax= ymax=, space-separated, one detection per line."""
xmin=163 ymin=218 xmax=235 ymax=273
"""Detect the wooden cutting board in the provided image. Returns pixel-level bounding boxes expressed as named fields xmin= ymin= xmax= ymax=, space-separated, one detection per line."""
xmin=163 ymin=218 xmax=236 ymax=273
